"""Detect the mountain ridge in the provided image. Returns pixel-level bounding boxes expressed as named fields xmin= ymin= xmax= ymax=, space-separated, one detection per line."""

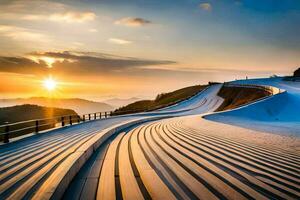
xmin=103 ymin=97 xmax=140 ymax=108
xmin=0 ymin=97 xmax=113 ymax=115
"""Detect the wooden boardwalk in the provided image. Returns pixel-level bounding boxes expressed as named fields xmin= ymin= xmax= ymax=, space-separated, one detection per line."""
xmin=0 ymin=116 xmax=144 ymax=199
xmin=64 ymin=117 xmax=300 ymax=200
xmin=0 ymin=83 xmax=299 ymax=199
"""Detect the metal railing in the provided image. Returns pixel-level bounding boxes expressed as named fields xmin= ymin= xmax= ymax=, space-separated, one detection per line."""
xmin=0 ymin=111 xmax=113 ymax=143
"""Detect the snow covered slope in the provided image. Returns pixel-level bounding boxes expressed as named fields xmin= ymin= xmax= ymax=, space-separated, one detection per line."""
xmin=205 ymin=77 xmax=300 ymax=136
xmin=155 ymin=84 xmax=223 ymax=114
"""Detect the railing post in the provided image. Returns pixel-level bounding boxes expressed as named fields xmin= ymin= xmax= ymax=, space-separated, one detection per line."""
xmin=94 ymin=113 xmax=96 ymax=120
xmin=61 ymin=116 xmax=65 ymax=127
xmin=69 ymin=116 xmax=72 ymax=125
xmin=105 ymin=112 xmax=107 ymax=118
xmin=4 ymin=125 xmax=9 ymax=143
xmin=35 ymin=120 xmax=39 ymax=133
xmin=89 ymin=114 xmax=91 ymax=121
xmin=100 ymin=112 xmax=102 ymax=119
xmin=77 ymin=115 xmax=80 ymax=123
xmin=110 ymin=111 xmax=113 ymax=117
xmin=83 ymin=115 xmax=85 ymax=122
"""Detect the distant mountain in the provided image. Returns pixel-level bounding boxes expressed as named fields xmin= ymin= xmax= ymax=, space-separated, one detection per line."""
xmin=0 ymin=104 xmax=77 ymax=124
xmin=0 ymin=105 xmax=78 ymax=140
xmin=104 ymin=97 xmax=140 ymax=109
xmin=0 ymin=97 xmax=114 ymax=115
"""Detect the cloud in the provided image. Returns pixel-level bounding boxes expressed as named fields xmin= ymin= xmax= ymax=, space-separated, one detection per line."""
xmin=48 ymin=12 xmax=96 ymax=23
xmin=0 ymin=51 xmax=176 ymax=76
xmin=144 ymin=66 xmax=284 ymax=74
xmin=20 ymin=11 xmax=96 ymax=23
xmin=108 ymin=38 xmax=132 ymax=45
xmin=0 ymin=1 xmax=96 ymax=23
xmin=0 ymin=56 xmax=48 ymax=74
xmin=0 ymin=0 xmax=65 ymax=16
xmin=115 ymin=17 xmax=152 ymax=27
xmin=0 ymin=25 xmax=50 ymax=42
xmin=88 ymin=28 xmax=98 ymax=33
xmin=0 ymin=25 xmax=14 ymax=32
xmin=72 ymin=42 xmax=84 ymax=46
xmin=199 ymin=3 xmax=212 ymax=11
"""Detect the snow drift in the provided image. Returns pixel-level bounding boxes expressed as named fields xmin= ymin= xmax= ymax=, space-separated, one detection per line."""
xmin=205 ymin=77 xmax=300 ymax=135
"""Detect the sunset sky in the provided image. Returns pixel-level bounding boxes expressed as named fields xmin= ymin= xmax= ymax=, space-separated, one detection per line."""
xmin=0 ymin=0 xmax=299 ymax=101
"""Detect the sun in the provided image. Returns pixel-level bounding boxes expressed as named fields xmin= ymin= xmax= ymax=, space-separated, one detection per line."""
xmin=43 ymin=77 xmax=57 ymax=91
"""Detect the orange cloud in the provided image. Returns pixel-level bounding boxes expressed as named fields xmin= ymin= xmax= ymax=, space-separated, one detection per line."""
xmin=0 ymin=0 xmax=96 ymax=23
xmin=115 ymin=17 xmax=151 ymax=27
xmin=108 ymin=38 xmax=132 ymax=45
xmin=0 ymin=51 xmax=176 ymax=76
xmin=49 ymin=12 xmax=96 ymax=23
xmin=21 ymin=11 xmax=96 ymax=23
xmin=0 ymin=25 xmax=50 ymax=42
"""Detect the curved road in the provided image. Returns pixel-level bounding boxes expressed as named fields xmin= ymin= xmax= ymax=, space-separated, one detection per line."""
xmin=0 ymin=82 xmax=299 ymax=200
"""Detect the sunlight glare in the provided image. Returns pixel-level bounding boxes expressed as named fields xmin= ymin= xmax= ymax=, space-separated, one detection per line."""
xmin=43 ymin=77 xmax=57 ymax=91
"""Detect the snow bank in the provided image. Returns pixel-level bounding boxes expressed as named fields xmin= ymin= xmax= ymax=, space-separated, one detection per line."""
xmin=205 ymin=77 xmax=300 ymax=136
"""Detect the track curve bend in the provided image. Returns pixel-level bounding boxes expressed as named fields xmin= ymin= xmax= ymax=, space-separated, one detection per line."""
xmin=65 ymin=117 xmax=300 ymax=200
xmin=1 ymin=80 xmax=299 ymax=200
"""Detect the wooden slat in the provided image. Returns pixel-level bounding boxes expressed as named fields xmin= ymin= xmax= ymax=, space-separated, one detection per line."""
xmin=171 ymin=125 xmax=300 ymax=195
xmin=174 ymin=123 xmax=300 ymax=171
xmin=0 ymin=132 xmax=95 ymax=198
xmin=130 ymin=128 xmax=176 ymax=200
xmin=156 ymin=123 xmax=248 ymax=200
xmin=143 ymin=123 xmax=218 ymax=200
xmin=137 ymin=124 xmax=191 ymax=200
xmin=0 ymin=132 xmax=90 ymax=181
xmin=166 ymin=122 xmax=294 ymax=199
xmin=118 ymin=132 xmax=144 ymax=200
xmin=8 ymin=132 xmax=96 ymax=200
xmin=96 ymin=133 xmax=125 ymax=200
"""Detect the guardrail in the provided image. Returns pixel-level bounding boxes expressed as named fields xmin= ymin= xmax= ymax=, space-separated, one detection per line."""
xmin=0 ymin=111 xmax=113 ymax=143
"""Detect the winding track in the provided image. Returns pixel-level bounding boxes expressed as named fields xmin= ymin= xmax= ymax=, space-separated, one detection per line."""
xmin=0 ymin=83 xmax=299 ymax=199
xmin=64 ymin=117 xmax=300 ymax=200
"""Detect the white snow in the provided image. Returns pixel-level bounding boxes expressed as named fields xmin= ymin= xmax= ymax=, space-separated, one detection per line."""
xmin=205 ymin=77 xmax=300 ymax=136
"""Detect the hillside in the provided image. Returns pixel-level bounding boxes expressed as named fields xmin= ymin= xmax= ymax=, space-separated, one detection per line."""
xmin=216 ymin=85 xmax=271 ymax=111
xmin=294 ymin=68 xmax=300 ymax=77
xmin=113 ymin=85 xmax=207 ymax=115
xmin=282 ymin=68 xmax=300 ymax=81
xmin=0 ymin=104 xmax=77 ymax=125
xmin=0 ymin=97 xmax=113 ymax=115
xmin=103 ymin=97 xmax=140 ymax=108
xmin=0 ymin=104 xmax=78 ymax=141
